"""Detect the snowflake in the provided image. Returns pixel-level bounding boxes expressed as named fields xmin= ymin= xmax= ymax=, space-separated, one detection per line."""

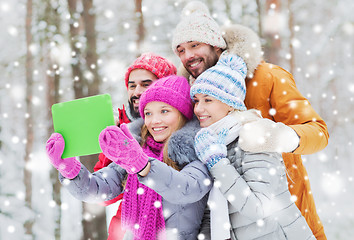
xmin=7 ymin=225 xmax=15 ymax=233
xmin=104 ymin=10 xmax=114 ymax=19
xmin=154 ymin=201 xmax=161 ymax=208
xmin=61 ymin=202 xmax=69 ymax=210
xmin=227 ymin=194 xmax=235 ymax=202
xmin=214 ymin=180 xmax=221 ymax=188
xmin=223 ymin=222 xmax=231 ymax=230
xmin=48 ymin=200 xmax=56 ymax=208
xmin=137 ymin=187 xmax=144 ymax=195
xmin=197 ymin=233 xmax=206 ymax=240
xmin=11 ymin=136 xmax=19 ymax=144
xmin=203 ymin=178 xmax=211 ymax=186
xmin=256 ymin=219 xmax=264 ymax=227
xmin=269 ymin=168 xmax=276 ymax=175
xmin=268 ymin=108 xmax=276 ymax=116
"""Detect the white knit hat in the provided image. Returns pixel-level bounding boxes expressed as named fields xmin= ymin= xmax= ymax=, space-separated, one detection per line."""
xmin=190 ymin=53 xmax=247 ymax=111
xmin=172 ymin=1 xmax=226 ymax=53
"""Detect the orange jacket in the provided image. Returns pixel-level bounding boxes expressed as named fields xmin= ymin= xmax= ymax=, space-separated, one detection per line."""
xmin=222 ymin=24 xmax=329 ymax=239
xmin=244 ymin=61 xmax=329 ymax=239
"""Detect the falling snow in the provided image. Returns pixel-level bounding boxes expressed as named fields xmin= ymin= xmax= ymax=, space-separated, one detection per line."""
xmin=0 ymin=0 xmax=354 ymax=239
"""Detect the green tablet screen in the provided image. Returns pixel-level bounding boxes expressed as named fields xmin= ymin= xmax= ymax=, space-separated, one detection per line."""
xmin=52 ymin=94 xmax=115 ymax=158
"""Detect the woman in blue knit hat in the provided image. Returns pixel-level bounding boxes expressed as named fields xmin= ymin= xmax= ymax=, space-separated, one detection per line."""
xmin=191 ymin=53 xmax=316 ymax=240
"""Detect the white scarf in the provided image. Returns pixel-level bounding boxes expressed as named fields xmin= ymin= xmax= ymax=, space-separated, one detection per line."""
xmin=205 ymin=110 xmax=261 ymax=240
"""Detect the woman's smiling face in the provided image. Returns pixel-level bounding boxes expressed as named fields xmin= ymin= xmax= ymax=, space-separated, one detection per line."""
xmin=144 ymin=101 xmax=182 ymax=142
xmin=193 ymin=94 xmax=233 ymax=127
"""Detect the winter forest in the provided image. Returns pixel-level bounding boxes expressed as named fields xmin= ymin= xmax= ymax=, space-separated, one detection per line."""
xmin=0 ymin=0 xmax=353 ymax=239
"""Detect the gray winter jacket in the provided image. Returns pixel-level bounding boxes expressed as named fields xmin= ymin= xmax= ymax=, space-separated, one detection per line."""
xmin=207 ymin=138 xmax=315 ymax=240
xmin=59 ymin=119 xmax=212 ymax=240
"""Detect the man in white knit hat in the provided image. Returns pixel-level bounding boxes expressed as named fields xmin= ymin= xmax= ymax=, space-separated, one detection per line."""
xmin=172 ymin=1 xmax=329 ymax=240
xmin=172 ymin=1 xmax=226 ymax=80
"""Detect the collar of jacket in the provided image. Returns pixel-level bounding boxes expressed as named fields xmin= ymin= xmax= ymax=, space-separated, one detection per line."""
xmin=128 ymin=117 xmax=201 ymax=168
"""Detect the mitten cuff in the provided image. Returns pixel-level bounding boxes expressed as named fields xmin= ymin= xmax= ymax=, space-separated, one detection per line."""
xmin=126 ymin=154 xmax=149 ymax=174
xmin=60 ymin=158 xmax=81 ymax=179
xmin=207 ymin=156 xmax=223 ymax=170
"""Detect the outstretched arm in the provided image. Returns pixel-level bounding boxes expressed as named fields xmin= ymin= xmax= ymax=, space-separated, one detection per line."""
xmin=59 ymin=163 xmax=126 ymax=203
xmin=138 ymin=159 xmax=212 ymax=204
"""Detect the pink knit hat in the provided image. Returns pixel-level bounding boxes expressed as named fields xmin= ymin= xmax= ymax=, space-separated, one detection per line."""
xmin=125 ymin=52 xmax=177 ymax=88
xmin=139 ymin=75 xmax=193 ymax=120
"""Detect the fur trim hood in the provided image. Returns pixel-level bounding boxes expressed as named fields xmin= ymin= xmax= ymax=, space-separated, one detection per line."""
xmin=177 ymin=24 xmax=263 ymax=80
xmin=221 ymin=24 xmax=263 ymax=78
xmin=127 ymin=118 xmax=201 ymax=168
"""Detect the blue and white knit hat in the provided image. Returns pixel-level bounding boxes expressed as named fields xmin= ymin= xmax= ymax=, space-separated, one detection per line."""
xmin=190 ymin=53 xmax=247 ymax=111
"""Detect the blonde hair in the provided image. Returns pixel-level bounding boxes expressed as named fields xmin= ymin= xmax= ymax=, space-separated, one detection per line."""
xmin=141 ymin=112 xmax=188 ymax=171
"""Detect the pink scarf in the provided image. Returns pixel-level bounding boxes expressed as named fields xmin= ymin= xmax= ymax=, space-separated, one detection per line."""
xmin=121 ymin=137 xmax=166 ymax=240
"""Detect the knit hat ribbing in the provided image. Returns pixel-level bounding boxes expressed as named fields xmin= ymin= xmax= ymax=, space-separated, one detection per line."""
xmin=171 ymin=1 xmax=226 ymax=53
xmin=190 ymin=53 xmax=247 ymax=111
xmin=125 ymin=52 xmax=177 ymax=88
xmin=139 ymin=75 xmax=193 ymax=120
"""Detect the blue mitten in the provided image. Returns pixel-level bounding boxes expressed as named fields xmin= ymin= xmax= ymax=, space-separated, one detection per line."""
xmin=194 ymin=128 xmax=229 ymax=169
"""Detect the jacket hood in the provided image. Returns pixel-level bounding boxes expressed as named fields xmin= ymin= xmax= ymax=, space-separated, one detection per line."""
xmin=176 ymin=24 xmax=263 ymax=80
xmin=221 ymin=24 xmax=263 ymax=78
xmin=127 ymin=117 xmax=201 ymax=168
xmin=167 ymin=118 xmax=200 ymax=168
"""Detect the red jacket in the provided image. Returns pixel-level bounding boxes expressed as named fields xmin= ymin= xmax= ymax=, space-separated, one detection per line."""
xmin=93 ymin=105 xmax=131 ymax=240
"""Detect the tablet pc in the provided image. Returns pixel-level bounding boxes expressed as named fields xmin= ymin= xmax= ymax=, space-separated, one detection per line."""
xmin=52 ymin=94 xmax=115 ymax=158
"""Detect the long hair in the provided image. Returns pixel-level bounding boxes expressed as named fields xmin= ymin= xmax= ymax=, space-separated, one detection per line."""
xmin=140 ymin=112 xmax=188 ymax=171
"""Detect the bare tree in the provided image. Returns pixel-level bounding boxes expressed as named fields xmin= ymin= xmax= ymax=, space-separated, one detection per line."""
xmin=81 ymin=1 xmax=107 ymax=239
xmin=256 ymin=0 xmax=263 ymax=37
xmin=40 ymin=1 xmax=63 ymax=239
xmin=24 ymin=0 xmax=34 ymax=236
xmin=83 ymin=0 xmax=100 ymax=96
xmin=68 ymin=0 xmax=85 ymax=99
xmin=263 ymin=0 xmax=282 ymax=64
xmin=67 ymin=0 xmax=107 ymax=239
xmin=135 ymin=0 xmax=145 ymax=53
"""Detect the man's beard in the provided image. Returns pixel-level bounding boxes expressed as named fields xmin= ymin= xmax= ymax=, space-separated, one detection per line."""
xmin=128 ymin=96 xmax=141 ymax=119
xmin=186 ymin=57 xmax=216 ymax=79
xmin=186 ymin=48 xmax=220 ymax=78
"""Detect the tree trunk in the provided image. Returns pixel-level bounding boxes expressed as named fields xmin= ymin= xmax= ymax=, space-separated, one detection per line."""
xmin=256 ymin=0 xmax=263 ymax=37
xmin=24 ymin=0 xmax=34 ymax=236
xmin=83 ymin=0 xmax=100 ymax=96
xmin=135 ymin=0 xmax=145 ymax=52
xmin=263 ymin=0 xmax=282 ymax=64
xmin=44 ymin=1 xmax=62 ymax=239
xmin=68 ymin=0 xmax=85 ymax=99
xmin=67 ymin=0 xmax=107 ymax=238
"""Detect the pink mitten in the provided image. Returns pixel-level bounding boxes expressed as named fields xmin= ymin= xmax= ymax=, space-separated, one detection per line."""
xmin=46 ymin=133 xmax=81 ymax=179
xmin=99 ymin=124 xmax=149 ymax=174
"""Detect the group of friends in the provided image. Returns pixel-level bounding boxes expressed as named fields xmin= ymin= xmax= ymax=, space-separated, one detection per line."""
xmin=45 ymin=1 xmax=329 ymax=240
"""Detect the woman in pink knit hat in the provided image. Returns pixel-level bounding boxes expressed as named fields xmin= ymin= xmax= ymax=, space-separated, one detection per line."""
xmin=93 ymin=52 xmax=177 ymax=239
xmin=46 ymin=75 xmax=212 ymax=240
